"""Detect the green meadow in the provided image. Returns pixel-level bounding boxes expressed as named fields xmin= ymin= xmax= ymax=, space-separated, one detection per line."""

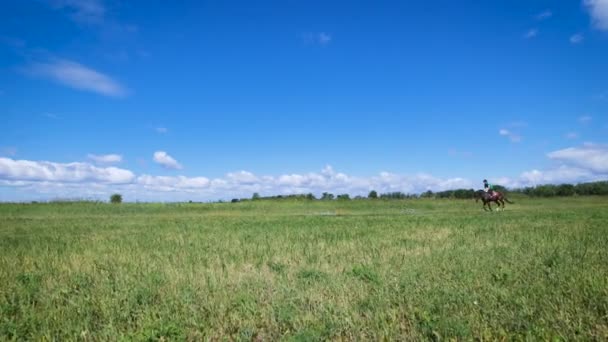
xmin=1 ymin=197 xmax=607 ymax=340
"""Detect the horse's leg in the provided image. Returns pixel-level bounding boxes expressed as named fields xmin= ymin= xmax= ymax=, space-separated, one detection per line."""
xmin=487 ymin=202 xmax=492 ymax=211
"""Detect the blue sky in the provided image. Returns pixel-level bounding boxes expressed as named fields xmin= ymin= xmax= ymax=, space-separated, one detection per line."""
xmin=1 ymin=0 xmax=607 ymax=201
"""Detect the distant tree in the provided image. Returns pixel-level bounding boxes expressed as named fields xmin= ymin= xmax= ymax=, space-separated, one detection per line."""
xmin=368 ymin=190 xmax=378 ymax=199
xmin=493 ymin=185 xmax=508 ymax=193
xmin=420 ymin=190 xmax=434 ymax=198
xmin=453 ymin=189 xmax=475 ymax=199
xmin=535 ymin=185 xmax=557 ymax=197
xmin=380 ymin=192 xmax=407 ymax=199
xmin=306 ymin=193 xmax=316 ymax=200
xmin=321 ymin=192 xmax=334 ymax=200
xmin=110 ymin=193 xmax=122 ymax=204
xmin=575 ymin=181 xmax=608 ymax=195
xmin=556 ymin=184 xmax=575 ymax=197
xmin=252 ymin=192 xmax=261 ymax=201
xmin=435 ymin=190 xmax=453 ymax=199
xmin=337 ymin=194 xmax=350 ymax=200
xmin=522 ymin=187 xmax=535 ymax=196
xmin=231 ymin=198 xmax=239 ymax=203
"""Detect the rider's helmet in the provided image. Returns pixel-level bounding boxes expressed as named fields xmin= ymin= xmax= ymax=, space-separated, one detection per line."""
xmin=483 ymin=179 xmax=487 ymax=183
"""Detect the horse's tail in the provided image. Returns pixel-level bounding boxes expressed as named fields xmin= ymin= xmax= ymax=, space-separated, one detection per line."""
xmin=504 ymin=198 xmax=514 ymax=204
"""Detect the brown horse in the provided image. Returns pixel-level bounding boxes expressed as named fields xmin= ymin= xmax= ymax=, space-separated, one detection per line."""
xmin=474 ymin=190 xmax=514 ymax=211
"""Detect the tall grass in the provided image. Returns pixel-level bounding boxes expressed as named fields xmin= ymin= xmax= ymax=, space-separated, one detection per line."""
xmin=1 ymin=197 xmax=607 ymax=340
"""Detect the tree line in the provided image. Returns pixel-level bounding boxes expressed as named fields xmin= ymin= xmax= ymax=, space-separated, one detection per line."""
xmin=227 ymin=180 xmax=608 ymax=202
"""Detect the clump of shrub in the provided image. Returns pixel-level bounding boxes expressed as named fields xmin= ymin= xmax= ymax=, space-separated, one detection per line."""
xmin=110 ymin=193 xmax=123 ymax=204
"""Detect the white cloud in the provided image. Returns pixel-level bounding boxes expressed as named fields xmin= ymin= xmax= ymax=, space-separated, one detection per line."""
xmin=226 ymin=171 xmax=259 ymax=184
xmin=524 ymin=29 xmax=538 ymax=39
xmin=536 ymin=10 xmax=553 ymax=20
xmin=25 ymin=59 xmax=127 ymax=97
xmin=570 ymin=34 xmax=584 ymax=44
xmin=585 ymin=0 xmax=608 ymax=31
xmin=495 ymin=144 xmax=608 ymax=188
xmin=87 ymin=153 xmax=122 ymax=164
xmin=547 ymin=144 xmax=608 ymax=174
xmin=0 ymin=157 xmax=134 ymax=184
xmin=503 ymin=166 xmax=598 ymax=188
xmin=137 ymin=175 xmax=209 ymax=192
xmin=153 ymin=151 xmax=182 ymax=170
xmin=0 ymin=160 xmax=476 ymax=201
xmin=2 ymin=150 xmax=606 ymax=201
xmin=499 ymin=129 xmax=522 ymax=143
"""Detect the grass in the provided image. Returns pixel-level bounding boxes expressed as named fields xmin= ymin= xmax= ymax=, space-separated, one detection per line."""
xmin=1 ymin=197 xmax=607 ymax=340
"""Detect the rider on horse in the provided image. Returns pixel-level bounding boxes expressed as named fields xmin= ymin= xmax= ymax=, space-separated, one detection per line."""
xmin=483 ymin=179 xmax=495 ymax=197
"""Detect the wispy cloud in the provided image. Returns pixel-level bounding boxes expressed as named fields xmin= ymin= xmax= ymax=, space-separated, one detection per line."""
xmin=579 ymin=115 xmax=592 ymax=124
xmin=24 ymin=59 xmax=127 ymax=97
xmin=0 ymin=36 xmax=26 ymax=49
xmin=303 ymin=32 xmax=333 ymax=46
xmin=87 ymin=153 xmax=122 ymax=164
xmin=565 ymin=132 xmax=579 ymax=140
xmin=507 ymin=121 xmax=528 ymax=128
xmin=318 ymin=32 xmax=332 ymax=45
xmin=49 ymin=0 xmax=106 ymax=25
xmin=499 ymin=129 xmax=522 ymax=143
xmin=155 ymin=127 xmax=168 ymax=134
xmin=570 ymin=34 xmax=584 ymax=44
xmin=0 ymin=147 xmax=17 ymax=157
xmin=448 ymin=148 xmax=473 ymax=158
xmin=43 ymin=112 xmax=61 ymax=120
xmin=584 ymin=0 xmax=608 ymax=31
xmin=524 ymin=28 xmax=539 ymax=39
xmin=536 ymin=10 xmax=553 ymax=20
xmin=153 ymin=151 xmax=182 ymax=170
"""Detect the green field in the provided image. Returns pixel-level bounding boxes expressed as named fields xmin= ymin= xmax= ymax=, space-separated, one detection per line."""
xmin=1 ymin=197 xmax=607 ymax=340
